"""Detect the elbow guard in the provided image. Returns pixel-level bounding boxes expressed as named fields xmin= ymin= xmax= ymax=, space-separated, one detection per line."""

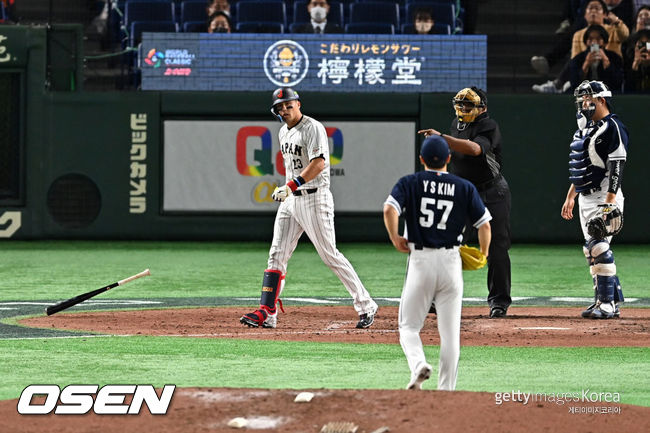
xmin=607 ymin=160 xmax=624 ymax=194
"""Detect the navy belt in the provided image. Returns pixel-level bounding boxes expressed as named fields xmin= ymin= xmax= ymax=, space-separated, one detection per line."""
xmin=293 ymin=188 xmax=318 ymax=196
xmin=414 ymin=244 xmax=458 ymax=250
xmin=581 ymin=186 xmax=601 ymax=196
xmin=475 ymin=175 xmax=503 ymax=192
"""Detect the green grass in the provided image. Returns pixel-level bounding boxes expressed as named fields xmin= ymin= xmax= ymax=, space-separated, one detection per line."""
xmin=1 ymin=337 xmax=648 ymax=405
xmin=0 ymin=241 xmax=648 ymax=300
xmin=1 ymin=241 xmax=648 ymax=407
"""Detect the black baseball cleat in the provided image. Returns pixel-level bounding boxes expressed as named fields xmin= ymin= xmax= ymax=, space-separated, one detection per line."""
xmin=356 ymin=312 xmax=375 ymax=329
xmin=240 ymin=309 xmax=268 ymax=328
xmin=581 ymin=302 xmax=620 ymax=318
xmin=489 ymin=306 xmax=507 ymax=318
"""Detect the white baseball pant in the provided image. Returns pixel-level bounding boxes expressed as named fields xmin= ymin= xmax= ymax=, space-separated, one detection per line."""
xmin=399 ymin=244 xmax=463 ymax=391
xmin=267 ymin=188 xmax=377 ymax=315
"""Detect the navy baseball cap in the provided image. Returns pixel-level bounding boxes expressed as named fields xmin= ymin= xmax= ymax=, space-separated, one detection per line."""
xmin=420 ymin=135 xmax=450 ymax=168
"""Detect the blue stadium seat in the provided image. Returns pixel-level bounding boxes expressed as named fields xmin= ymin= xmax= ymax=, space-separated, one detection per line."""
xmin=345 ymin=22 xmax=395 ymax=34
xmin=236 ymin=1 xmax=288 ymax=28
xmin=400 ymin=22 xmax=450 ymax=34
xmin=125 ymin=0 xmax=175 ymax=27
xmin=180 ymin=0 xmax=208 ymax=24
xmin=130 ymin=20 xmax=178 ymax=46
xmin=405 ymin=1 xmax=455 ymax=27
xmin=348 ymin=2 xmax=399 ymax=28
xmin=183 ymin=20 xmax=208 ymax=32
xmin=236 ymin=21 xmax=285 ymax=33
xmin=293 ymin=0 xmax=344 ymax=27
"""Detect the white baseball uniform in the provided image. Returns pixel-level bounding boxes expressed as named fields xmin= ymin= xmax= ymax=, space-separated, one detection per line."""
xmin=267 ymin=115 xmax=377 ymax=316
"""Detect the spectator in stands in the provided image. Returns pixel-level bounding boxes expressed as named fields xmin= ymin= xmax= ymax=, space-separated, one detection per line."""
xmin=532 ymin=0 xmax=628 ymax=93
xmin=531 ymin=0 xmax=627 ymax=76
xmin=622 ymin=5 xmax=650 ymax=54
xmin=624 ymin=29 xmax=650 ymax=91
xmin=294 ymin=0 xmax=343 ymax=34
xmin=604 ymin=0 xmax=635 ymax=30
xmin=410 ymin=8 xmax=447 ymax=35
xmin=569 ymin=24 xmax=624 ymax=91
xmin=208 ymin=11 xmax=232 ymax=33
xmin=207 ymin=0 xmax=231 ymax=19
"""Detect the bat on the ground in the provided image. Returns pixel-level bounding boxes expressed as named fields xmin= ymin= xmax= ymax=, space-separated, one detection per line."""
xmin=45 ymin=269 xmax=151 ymax=316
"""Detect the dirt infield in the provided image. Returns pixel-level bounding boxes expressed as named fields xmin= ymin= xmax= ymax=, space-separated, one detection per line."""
xmin=20 ymin=306 xmax=650 ymax=347
xmin=7 ymin=306 xmax=650 ymax=432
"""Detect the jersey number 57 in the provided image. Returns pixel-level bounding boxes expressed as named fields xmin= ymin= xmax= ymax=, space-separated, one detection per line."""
xmin=419 ymin=198 xmax=454 ymax=230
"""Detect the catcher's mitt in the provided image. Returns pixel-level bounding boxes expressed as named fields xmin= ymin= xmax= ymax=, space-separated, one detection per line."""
xmin=459 ymin=245 xmax=487 ymax=270
xmin=586 ymin=203 xmax=623 ymax=239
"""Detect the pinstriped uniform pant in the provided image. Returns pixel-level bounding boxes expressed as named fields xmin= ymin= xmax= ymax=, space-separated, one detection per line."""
xmin=267 ymin=188 xmax=377 ymax=315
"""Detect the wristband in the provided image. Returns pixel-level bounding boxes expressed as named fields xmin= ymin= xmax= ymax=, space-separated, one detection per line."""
xmin=287 ymin=176 xmax=305 ymax=192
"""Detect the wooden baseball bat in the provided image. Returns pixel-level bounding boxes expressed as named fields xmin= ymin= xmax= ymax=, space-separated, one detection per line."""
xmin=45 ymin=269 xmax=151 ymax=316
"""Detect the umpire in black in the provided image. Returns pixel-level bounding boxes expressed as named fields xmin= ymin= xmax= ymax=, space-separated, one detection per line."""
xmin=419 ymin=86 xmax=512 ymax=318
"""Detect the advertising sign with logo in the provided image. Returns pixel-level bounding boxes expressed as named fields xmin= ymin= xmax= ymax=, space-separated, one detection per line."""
xmin=0 ymin=26 xmax=29 ymax=67
xmin=140 ymin=33 xmax=486 ymax=92
xmin=163 ymin=120 xmax=415 ymax=212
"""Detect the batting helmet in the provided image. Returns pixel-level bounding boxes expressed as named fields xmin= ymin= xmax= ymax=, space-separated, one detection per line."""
xmin=452 ymin=87 xmax=486 ymax=123
xmin=271 ymin=88 xmax=300 ymax=111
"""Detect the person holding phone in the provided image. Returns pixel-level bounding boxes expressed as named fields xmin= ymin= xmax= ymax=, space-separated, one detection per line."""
xmin=624 ymin=29 xmax=650 ymax=92
xmin=570 ymin=24 xmax=624 ymax=91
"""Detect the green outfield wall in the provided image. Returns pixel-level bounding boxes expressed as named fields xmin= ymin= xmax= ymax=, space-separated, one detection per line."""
xmin=0 ymin=25 xmax=647 ymax=242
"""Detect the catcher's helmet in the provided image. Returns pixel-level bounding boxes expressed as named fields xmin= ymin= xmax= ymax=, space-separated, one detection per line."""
xmin=452 ymin=87 xmax=487 ymax=123
xmin=574 ymin=80 xmax=612 ymax=119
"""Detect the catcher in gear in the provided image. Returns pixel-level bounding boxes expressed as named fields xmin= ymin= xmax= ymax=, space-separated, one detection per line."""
xmin=240 ymin=87 xmax=378 ymax=330
xmin=561 ymin=80 xmax=628 ymax=319
xmin=384 ymin=135 xmax=491 ymax=391
xmin=419 ymin=87 xmax=512 ymax=319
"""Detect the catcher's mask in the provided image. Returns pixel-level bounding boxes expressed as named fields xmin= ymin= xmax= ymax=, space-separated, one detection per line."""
xmin=574 ymin=80 xmax=611 ymax=121
xmin=271 ymin=87 xmax=300 ymax=121
xmin=452 ymin=87 xmax=486 ymax=124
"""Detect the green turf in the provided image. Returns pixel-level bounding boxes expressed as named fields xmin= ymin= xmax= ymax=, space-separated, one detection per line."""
xmin=0 ymin=241 xmax=648 ymax=300
xmin=1 ymin=337 xmax=648 ymax=406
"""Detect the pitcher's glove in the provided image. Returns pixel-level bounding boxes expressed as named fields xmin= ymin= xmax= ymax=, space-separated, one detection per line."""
xmin=460 ymin=244 xmax=487 ymax=270
xmin=587 ymin=203 xmax=623 ymax=239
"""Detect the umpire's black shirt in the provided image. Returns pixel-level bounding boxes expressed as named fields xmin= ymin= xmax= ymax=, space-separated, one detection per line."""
xmin=448 ymin=112 xmax=504 ymax=186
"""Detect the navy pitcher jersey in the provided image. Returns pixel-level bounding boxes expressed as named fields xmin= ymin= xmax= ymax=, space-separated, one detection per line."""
xmin=385 ymin=170 xmax=492 ymax=247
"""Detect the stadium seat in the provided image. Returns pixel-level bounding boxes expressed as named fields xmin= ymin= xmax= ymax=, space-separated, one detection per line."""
xmin=345 ymin=22 xmax=395 ymax=34
xmin=400 ymin=22 xmax=450 ymax=34
xmin=404 ymin=1 xmax=455 ymax=27
xmin=180 ymin=0 xmax=208 ymax=24
xmin=129 ymin=20 xmax=177 ymax=47
xmin=183 ymin=20 xmax=207 ymax=32
xmin=236 ymin=21 xmax=285 ymax=33
xmin=348 ymin=2 xmax=399 ymax=28
xmin=124 ymin=0 xmax=176 ymax=26
xmin=293 ymin=0 xmax=344 ymax=27
xmin=236 ymin=0 xmax=288 ymax=28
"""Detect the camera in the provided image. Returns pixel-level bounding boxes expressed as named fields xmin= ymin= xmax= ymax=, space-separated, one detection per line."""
xmin=590 ymin=44 xmax=600 ymax=53
xmin=636 ymin=41 xmax=650 ymax=51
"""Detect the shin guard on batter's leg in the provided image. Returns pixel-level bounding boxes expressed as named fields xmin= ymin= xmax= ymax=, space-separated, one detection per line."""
xmin=240 ymin=270 xmax=285 ymax=328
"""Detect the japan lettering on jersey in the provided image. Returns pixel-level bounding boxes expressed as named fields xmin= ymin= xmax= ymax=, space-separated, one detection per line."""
xmin=569 ymin=114 xmax=628 ymax=193
xmin=279 ymin=115 xmax=330 ymax=189
xmin=385 ymin=170 xmax=491 ymax=247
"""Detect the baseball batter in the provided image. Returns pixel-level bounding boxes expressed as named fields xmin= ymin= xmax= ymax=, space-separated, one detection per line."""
xmin=240 ymin=87 xmax=378 ymax=329
xmin=384 ymin=135 xmax=491 ymax=390
xmin=561 ymin=80 xmax=628 ymax=319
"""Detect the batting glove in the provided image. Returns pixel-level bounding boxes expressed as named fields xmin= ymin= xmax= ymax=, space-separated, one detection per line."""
xmin=272 ymin=185 xmax=291 ymax=202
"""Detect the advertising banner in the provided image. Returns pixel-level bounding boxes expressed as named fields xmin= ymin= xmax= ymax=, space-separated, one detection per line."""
xmin=163 ymin=120 xmax=415 ymax=212
xmin=141 ymin=33 xmax=486 ymax=92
